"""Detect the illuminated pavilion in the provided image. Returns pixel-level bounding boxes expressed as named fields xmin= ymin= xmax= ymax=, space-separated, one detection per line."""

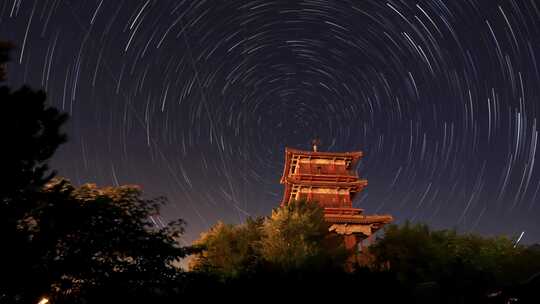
xmin=280 ymin=143 xmax=393 ymax=251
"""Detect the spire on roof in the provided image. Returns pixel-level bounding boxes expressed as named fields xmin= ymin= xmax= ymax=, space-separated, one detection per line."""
xmin=311 ymin=137 xmax=321 ymax=152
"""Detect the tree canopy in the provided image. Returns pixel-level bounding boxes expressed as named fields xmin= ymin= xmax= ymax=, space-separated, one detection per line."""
xmin=0 ymin=86 xmax=68 ymax=199
xmin=26 ymin=179 xmax=188 ymax=303
xmin=190 ymin=200 xmax=347 ymax=278
xmin=190 ymin=215 xmax=540 ymax=302
xmin=189 ymin=217 xmax=264 ymax=278
xmin=259 ymin=199 xmax=346 ymax=271
xmin=0 ymin=41 xmax=189 ymax=303
xmin=370 ymin=222 xmax=540 ymax=301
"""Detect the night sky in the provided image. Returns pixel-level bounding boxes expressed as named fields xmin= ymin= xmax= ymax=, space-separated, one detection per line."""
xmin=2 ymin=0 xmax=539 ymax=245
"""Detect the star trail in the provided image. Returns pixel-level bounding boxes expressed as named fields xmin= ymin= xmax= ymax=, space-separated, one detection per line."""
xmin=1 ymin=0 xmax=539 ymax=244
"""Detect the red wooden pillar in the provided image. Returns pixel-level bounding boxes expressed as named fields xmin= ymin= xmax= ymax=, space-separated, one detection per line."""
xmin=344 ymin=234 xmax=357 ymax=251
xmin=344 ymin=234 xmax=359 ymax=272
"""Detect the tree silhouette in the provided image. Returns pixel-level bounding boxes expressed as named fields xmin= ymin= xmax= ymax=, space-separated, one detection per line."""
xmin=27 ymin=179 xmax=188 ymax=303
xmin=0 ymin=41 xmax=69 ymax=303
xmin=0 ymin=42 xmax=188 ymax=303
xmin=0 ymin=41 xmax=13 ymax=81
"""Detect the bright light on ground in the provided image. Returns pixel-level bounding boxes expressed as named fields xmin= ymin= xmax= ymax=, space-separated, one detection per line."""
xmin=37 ymin=298 xmax=49 ymax=304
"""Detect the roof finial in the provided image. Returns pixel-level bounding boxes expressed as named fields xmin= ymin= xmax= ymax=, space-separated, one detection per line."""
xmin=311 ymin=137 xmax=321 ymax=152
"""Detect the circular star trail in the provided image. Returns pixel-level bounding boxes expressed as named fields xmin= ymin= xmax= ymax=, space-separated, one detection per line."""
xmin=2 ymin=0 xmax=540 ymax=244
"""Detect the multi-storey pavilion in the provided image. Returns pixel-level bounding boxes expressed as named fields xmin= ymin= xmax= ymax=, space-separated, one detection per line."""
xmin=280 ymin=146 xmax=393 ymax=250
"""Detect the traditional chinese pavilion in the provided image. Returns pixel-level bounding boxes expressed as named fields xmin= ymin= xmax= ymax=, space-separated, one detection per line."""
xmin=280 ymin=143 xmax=393 ymax=251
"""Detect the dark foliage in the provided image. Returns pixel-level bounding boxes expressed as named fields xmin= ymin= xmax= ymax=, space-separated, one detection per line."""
xmin=0 ymin=41 xmax=69 ymax=303
xmin=181 ymin=267 xmax=405 ymax=302
xmin=370 ymin=222 xmax=540 ymax=303
xmin=190 ymin=200 xmax=347 ymax=277
xmin=0 ymin=41 xmax=13 ymax=80
xmin=0 ymin=42 xmax=188 ymax=303
xmin=2 ymin=178 xmax=190 ymax=303
xmin=32 ymin=179 xmax=188 ymax=303
xmin=0 ymin=86 xmax=68 ymax=199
